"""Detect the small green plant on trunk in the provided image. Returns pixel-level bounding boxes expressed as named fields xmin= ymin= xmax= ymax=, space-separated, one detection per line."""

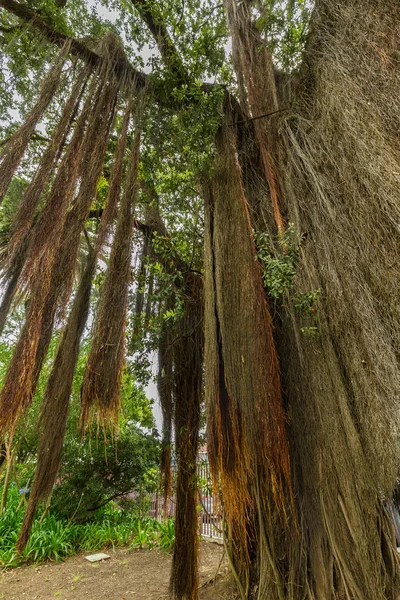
xmin=254 ymin=224 xmax=320 ymax=336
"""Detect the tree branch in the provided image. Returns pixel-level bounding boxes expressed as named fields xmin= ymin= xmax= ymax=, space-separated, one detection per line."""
xmin=134 ymin=215 xmax=189 ymax=275
xmin=87 ymin=488 xmax=133 ymax=512
xmin=0 ymin=0 xmax=220 ymax=102
xmin=0 ymin=0 xmax=146 ymax=86
xmin=130 ymin=0 xmax=186 ymax=82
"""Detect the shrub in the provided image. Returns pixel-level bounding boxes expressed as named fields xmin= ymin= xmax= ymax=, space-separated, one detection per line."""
xmin=51 ymin=423 xmax=159 ymax=522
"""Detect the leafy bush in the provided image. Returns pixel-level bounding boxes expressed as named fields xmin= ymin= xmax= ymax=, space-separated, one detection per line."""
xmin=254 ymin=224 xmax=321 ymax=335
xmin=50 ymin=423 xmax=159 ymax=522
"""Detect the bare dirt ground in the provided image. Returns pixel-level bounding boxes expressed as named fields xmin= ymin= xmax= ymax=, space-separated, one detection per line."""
xmin=0 ymin=541 xmax=237 ymax=600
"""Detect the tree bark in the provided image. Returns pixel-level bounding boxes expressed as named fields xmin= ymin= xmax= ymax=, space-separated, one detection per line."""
xmin=227 ymin=0 xmax=400 ymax=598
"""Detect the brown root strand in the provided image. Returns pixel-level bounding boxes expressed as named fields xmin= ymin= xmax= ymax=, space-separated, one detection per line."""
xmin=15 ymin=83 xmax=135 ymax=551
xmin=134 ymin=236 xmax=150 ymax=318
xmin=0 ymin=41 xmax=70 ymax=204
xmin=20 ymin=70 xmax=105 ymax=286
xmin=158 ymin=312 xmax=174 ymax=512
xmin=0 ymin=247 xmax=25 ymax=336
xmin=204 ymin=114 xmax=294 ymax=594
xmin=223 ymin=0 xmax=284 ymax=233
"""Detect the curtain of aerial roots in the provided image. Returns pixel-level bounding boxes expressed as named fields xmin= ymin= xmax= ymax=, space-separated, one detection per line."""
xmin=5 ymin=66 xmax=90 ymax=272
xmin=0 ymin=38 xmax=123 ymax=436
xmin=225 ymin=0 xmax=400 ymax=598
xmin=204 ymin=118 xmax=293 ymax=600
xmin=0 ymin=67 xmax=90 ymax=337
xmin=0 ymin=41 xmax=71 ymax=204
xmin=15 ymin=95 xmax=135 ymax=552
xmin=170 ymin=273 xmax=203 ymax=600
xmin=80 ymin=91 xmax=145 ymax=431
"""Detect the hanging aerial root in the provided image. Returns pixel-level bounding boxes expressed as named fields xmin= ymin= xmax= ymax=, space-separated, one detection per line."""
xmin=20 ymin=32 xmax=129 ymax=289
xmin=0 ymin=267 xmax=53 ymax=434
xmin=14 ymin=87 xmax=136 ymax=552
xmin=0 ymin=40 xmax=71 ymax=204
xmin=32 ymin=49 xmax=125 ymax=338
xmin=56 ymin=92 xmax=121 ymax=313
xmin=93 ymin=92 xmax=134 ymax=255
xmin=80 ymin=88 xmax=146 ymax=431
xmin=203 ymin=182 xmax=253 ymax=589
xmin=0 ymin=245 xmax=25 ymax=336
xmin=19 ymin=69 xmax=104 ymax=286
xmin=223 ymin=0 xmax=284 ymax=233
xmin=0 ymin=61 xmax=88 ymax=336
xmin=134 ymin=236 xmax=150 ymax=319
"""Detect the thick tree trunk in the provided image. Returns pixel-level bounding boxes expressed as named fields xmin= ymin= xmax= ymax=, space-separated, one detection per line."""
xmin=170 ymin=273 xmax=203 ymax=600
xmin=223 ymin=0 xmax=400 ymax=598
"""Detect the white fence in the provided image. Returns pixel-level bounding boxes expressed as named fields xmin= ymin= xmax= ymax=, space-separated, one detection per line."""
xmin=149 ymin=459 xmax=223 ymax=540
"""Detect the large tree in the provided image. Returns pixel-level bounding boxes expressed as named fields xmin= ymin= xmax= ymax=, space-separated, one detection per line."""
xmin=0 ymin=0 xmax=399 ymax=599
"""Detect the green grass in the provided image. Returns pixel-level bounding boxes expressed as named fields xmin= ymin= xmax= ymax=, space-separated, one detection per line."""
xmin=0 ymin=486 xmax=175 ymax=567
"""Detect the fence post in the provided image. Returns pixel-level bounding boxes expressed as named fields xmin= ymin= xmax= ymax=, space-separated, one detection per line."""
xmin=155 ymin=490 xmax=159 ymax=521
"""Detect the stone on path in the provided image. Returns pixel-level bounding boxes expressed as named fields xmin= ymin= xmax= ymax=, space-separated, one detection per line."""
xmin=85 ymin=553 xmax=111 ymax=563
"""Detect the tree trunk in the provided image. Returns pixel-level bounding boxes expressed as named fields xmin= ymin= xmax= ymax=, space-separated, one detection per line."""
xmin=219 ymin=0 xmax=400 ymax=598
xmin=170 ymin=273 xmax=203 ymax=600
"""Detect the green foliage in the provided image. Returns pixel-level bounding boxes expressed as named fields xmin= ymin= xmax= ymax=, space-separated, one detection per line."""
xmin=255 ymin=224 xmax=320 ymax=335
xmin=51 ymin=423 xmax=159 ymax=521
xmin=130 ymin=519 xmax=152 ymax=549
xmin=0 ymin=486 xmax=175 ymax=567
xmin=156 ymin=518 xmax=175 ymax=552
xmin=255 ymin=0 xmax=312 ymax=72
xmin=197 ymin=459 xmax=212 ymax=496
xmin=254 ymin=224 xmax=303 ymax=300
xmin=148 ymin=232 xmax=186 ymax=322
xmin=299 ymin=325 xmax=319 ymax=338
xmin=120 ymin=373 xmax=155 ymax=429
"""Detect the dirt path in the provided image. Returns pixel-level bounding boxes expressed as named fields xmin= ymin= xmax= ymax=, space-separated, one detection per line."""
xmin=0 ymin=541 xmax=236 ymax=600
